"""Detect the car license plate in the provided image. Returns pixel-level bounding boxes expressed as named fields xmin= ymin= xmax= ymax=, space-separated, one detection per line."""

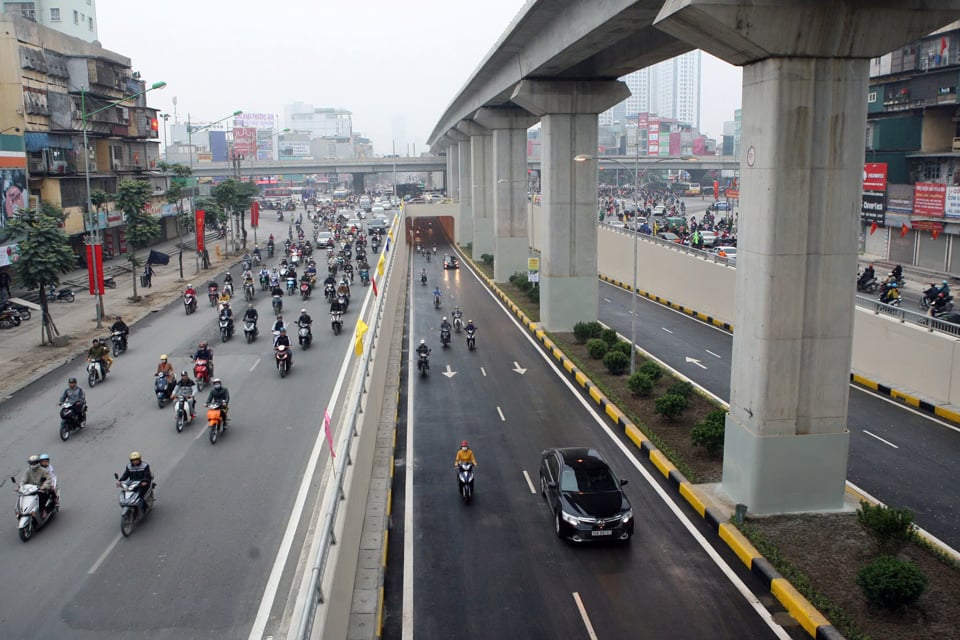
xmin=591 ymin=530 xmax=613 ymax=536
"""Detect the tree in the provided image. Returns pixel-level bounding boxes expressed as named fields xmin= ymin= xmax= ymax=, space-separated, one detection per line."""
xmin=157 ymin=162 xmax=193 ymax=277
xmin=8 ymin=204 xmax=77 ymax=345
xmin=116 ymin=179 xmax=159 ymax=300
xmin=212 ymin=179 xmax=259 ymax=252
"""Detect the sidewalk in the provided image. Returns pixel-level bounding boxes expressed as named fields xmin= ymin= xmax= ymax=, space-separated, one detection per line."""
xmin=0 ymin=230 xmax=239 ymax=400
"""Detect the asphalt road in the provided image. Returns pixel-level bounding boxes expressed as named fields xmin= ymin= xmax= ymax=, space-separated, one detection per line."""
xmin=598 ymin=281 xmax=960 ymax=550
xmin=0 ymin=212 xmax=368 ymax=639
xmin=393 ymin=222 xmax=802 ymax=640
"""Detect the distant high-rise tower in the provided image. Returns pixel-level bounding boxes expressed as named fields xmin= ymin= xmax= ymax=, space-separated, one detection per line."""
xmin=2 ymin=0 xmax=98 ymax=42
xmin=601 ymin=50 xmax=701 ymax=130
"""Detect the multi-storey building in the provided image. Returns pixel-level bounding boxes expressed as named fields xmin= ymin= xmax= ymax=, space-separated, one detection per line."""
xmin=600 ymin=51 xmax=701 ymax=131
xmin=2 ymin=0 xmax=98 ymax=42
xmin=0 ymin=13 xmax=167 ymax=259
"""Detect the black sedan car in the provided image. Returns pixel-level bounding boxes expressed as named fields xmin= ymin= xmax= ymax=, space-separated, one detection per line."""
xmin=443 ymin=254 xmax=459 ymax=270
xmin=539 ymin=447 xmax=633 ymax=543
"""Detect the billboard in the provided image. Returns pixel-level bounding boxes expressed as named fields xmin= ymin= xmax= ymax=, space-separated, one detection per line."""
xmin=232 ymin=127 xmax=257 ymax=158
xmin=861 ymin=192 xmax=886 ymax=224
xmin=209 ymin=131 xmax=229 ymax=162
xmin=234 ymin=113 xmax=275 ymax=130
xmin=913 ymin=182 xmax=946 ymax=217
xmin=945 ymin=186 xmax=960 ymax=219
xmin=256 ymin=129 xmax=274 ymax=161
xmin=647 ymin=116 xmax=660 ymax=156
xmin=886 ymin=184 xmax=913 ymax=213
xmin=1 ymin=159 xmax=28 ymax=229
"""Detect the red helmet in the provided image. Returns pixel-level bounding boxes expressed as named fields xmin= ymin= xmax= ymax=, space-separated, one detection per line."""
xmin=461 ymin=440 xmax=469 ymax=448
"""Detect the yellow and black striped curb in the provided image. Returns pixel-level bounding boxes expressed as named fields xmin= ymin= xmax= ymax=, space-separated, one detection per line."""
xmin=461 ymin=253 xmax=842 ymax=640
xmin=598 ymin=273 xmax=960 ymax=427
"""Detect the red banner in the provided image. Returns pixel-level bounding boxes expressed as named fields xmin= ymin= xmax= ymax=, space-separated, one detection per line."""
xmin=909 ymin=220 xmax=944 ymax=232
xmin=250 ymin=201 xmax=259 ymax=228
xmin=913 ymin=182 xmax=946 ymax=217
xmin=196 ymin=210 xmax=206 ymax=253
xmin=863 ymin=163 xmax=888 ymax=192
xmin=86 ymin=244 xmax=104 ymax=295
xmin=713 ymin=180 xmax=719 ymax=200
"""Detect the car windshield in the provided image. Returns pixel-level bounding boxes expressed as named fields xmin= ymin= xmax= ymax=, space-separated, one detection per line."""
xmin=560 ymin=465 xmax=619 ymax=492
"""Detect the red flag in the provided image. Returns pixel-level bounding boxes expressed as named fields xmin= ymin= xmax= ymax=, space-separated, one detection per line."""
xmin=869 ymin=222 xmax=878 ymax=235
xmin=371 ymin=276 xmax=378 ymax=297
xmin=323 ymin=409 xmax=336 ymax=458
xmin=900 ymin=223 xmax=909 ymax=238
xmin=195 ymin=210 xmax=206 ymax=252
xmin=932 ymin=228 xmax=942 ymax=241
xmin=250 ymin=201 xmax=260 ymax=227
xmin=713 ymin=180 xmax=719 ymax=201
xmin=86 ymin=244 xmax=104 ymax=294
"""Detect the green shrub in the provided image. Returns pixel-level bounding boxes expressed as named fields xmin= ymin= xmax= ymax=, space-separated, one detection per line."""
xmin=527 ymin=284 xmax=539 ymax=303
xmin=691 ymin=409 xmax=726 ymax=455
xmin=586 ymin=338 xmax=609 ymax=359
xmin=603 ymin=350 xmax=629 ymax=375
xmin=613 ymin=341 xmax=632 ymax=357
xmin=667 ymin=380 xmax=695 ymax=398
xmin=601 ymin=328 xmax=619 ymax=346
xmin=654 ymin=393 xmax=689 ymax=421
xmin=856 ymin=556 xmax=927 ymax=611
xmin=638 ymin=360 xmax=663 ymax=382
xmin=627 ymin=372 xmax=654 ymax=396
xmin=480 ymin=253 xmax=494 ymax=265
xmin=857 ymin=501 xmax=916 ymax=554
xmin=573 ymin=321 xmax=594 ymax=344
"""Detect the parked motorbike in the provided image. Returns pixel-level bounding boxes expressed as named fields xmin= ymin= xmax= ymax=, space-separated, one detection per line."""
xmin=87 ymin=359 xmax=107 ymax=387
xmin=417 ymin=351 xmax=430 ymax=376
xmin=193 ymin=358 xmax=211 ymax=392
xmin=58 ymin=400 xmax=85 ymax=441
xmin=244 ymin=320 xmax=258 ymax=343
xmin=174 ymin=392 xmax=194 ymax=433
xmin=0 ymin=308 xmax=21 ymax=328
xmin=219 ymin=317 xmax=233 ymax=342
xmin=11 ymin=478 xmax=57 ymax=542
xmin=298 ymin=323 xmax=312 ymax=349
xmin=114 ymin=472 xmax=155 ymax=537
xmin=457 ymin=462 xmax=475 ymax=505
xmin=275 ymin=345 xmax=292 ymax=378
xmin=111 ymin=330 xmax=127 ymax=356
xmin=466 ymin=328 xmax=477 ymax=351
xmin=154 ymin=373 xmax=170 ymax=409
xmin=441 ymin=327 xmax=451 ymax=348
xmin=206 ymin=401 xmax=226 ymax=444
xmin=103 ymin=276 xmax=117 ymax=289
xmin=183 ymin=292 xmax=197 ymax=315
xmin=47 ymin=286 xmax=75 ymax=303
xmin=331 ymin=311 xmax=343 ymax=335
xmin=2 ymin=299 xmax=31 ymax=320
xmin=272 ymin=294 xmax=284 ymax=314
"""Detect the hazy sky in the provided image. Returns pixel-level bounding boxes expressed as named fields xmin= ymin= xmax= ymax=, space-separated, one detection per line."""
xmin=96 ymin=0 xmax=741 ymax=156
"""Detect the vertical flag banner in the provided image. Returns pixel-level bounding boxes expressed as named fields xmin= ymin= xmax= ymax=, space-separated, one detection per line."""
xmin=371 ymin=277 xmax=378 ymax=296
xmin=323 ymin=409 xmax=336 ymax=459
xmin=355 ymin=319 xmax=369 ymax=357
xmin=933 ymin=228 xmax=942 ymax=241
xmin=86 ymin=244 xmax=104 ymax=294
xmin=377 ymin=253 xmax=385 ymax=277
xmin=250 ymin=201 xmax=260 ymax=227
xmin=869 ymin=221 xmax=878 ymax=235
xmin=196 ymin=209 xmax=206 ymax=252
xmin=900 ymin=223 xmax=910 ymax=238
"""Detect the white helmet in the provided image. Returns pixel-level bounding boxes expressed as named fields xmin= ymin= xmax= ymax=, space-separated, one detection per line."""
xmin=420 ymin=339 xmax=426 ymax=345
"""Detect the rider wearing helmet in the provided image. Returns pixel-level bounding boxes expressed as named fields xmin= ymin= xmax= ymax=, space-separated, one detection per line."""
xmin=206 ymin=379 xmax=230 ymax=425
xmin=21 ymin=454 xmax=54 ymax=518
xmin=465 ymin=319 xmax=477 ymax=333
xmin=194 ymin=341 xmax=214 ymax=378
xmin=109 ymin=315 xmax=129 ymax=351
xmin=117 ymin=451 xmax=154 ymax=512
xmin=440 ymin=316 xmax=451 ymax=332
xmin=38 ymin=454 xmax=58 ymax=505
xmin=59 ymin=376 xmax=87 ymax=423
xmin=172 ymin=370 xmax=197 ymax=417
xmin=454 ymin=440 xmax=477 ymax=467
xmin=156 ymin=354 xmax=176 ymax=397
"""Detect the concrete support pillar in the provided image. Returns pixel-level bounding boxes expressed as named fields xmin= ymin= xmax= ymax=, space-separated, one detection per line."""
xmin=457 ymin=120 xmax=494 ymax=256
xmin=352 ymin=173 xmax=365 ymax=195
xmin=455 ymin=134 xmax=473 ymax=247
xmin=474 ymin=107 xmax=539 ymax=282
xmin=655 ymin=0 xmax=960 ymax=514
xmin=448 ymin=142 xmax=460 ymax=202
xmin=511 ymin=79 xmax=629 ymax=331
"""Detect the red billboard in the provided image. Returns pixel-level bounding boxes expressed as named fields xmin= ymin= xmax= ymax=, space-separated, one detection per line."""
xmin=913 ymin=182 xmax=946 ymax=217
xmin=862 ymin=163 xmax=888 ymax=192
xmin=232 ymin=127 xmax=257 ymax=158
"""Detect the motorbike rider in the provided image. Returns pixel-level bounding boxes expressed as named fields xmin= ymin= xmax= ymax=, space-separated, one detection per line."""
xmin=452 ymin=306 xmax=463 ymax=327
xmin=194 ymin=341 xmax=214 ymax=378
xmin=156 ymin=354 xmax=177 ymax=397
xmin=416 ymin=339 xmax=431 ymax=370
xmin=274 ymin=329 xmax=293 ymax=366
xmin=857 ymin=264 xmax=875 ymax=288
xmin=206 ymin=378 xmax=230 ymax=425
xmin=242 ymin=268 xmax=254 ymax=288
xmin=109 ymin=315 xmax=129 ymax=351
xmin=117 ymin=452 xmax=154 ymax=512
xmin=932 ymin=291 xmax=951 ymax=315
xmin=938 ymin=279 xmax=951 ymax=298
xmin=880 ymin=282 xmax=900 ymax=305
xmin=432 ymin=286 xmax=442 ymax=306
xmin=59 ymin=376 xmax=87 ymax=423
xmin=272 ymin=315 xmax=287 ymax=344
xmin=454 ymin=440 xmax=478 ymax=468
xmin=252 ymin=245 xmax=261 ymax=261
xmin=88 ymin=337 xmax=112 ymax=373
xmin=172 ymin=370 xmax=197 ymax=418
xmin=330 ymin=294 xmax=345 ymax=316
xmin=465 ymin=319 xmax=477 ymax=337
xmin=440 ymin=316 xmax=452 ymax=341
xmin=21 ymin=455 xmax=54 ymax=518
xmin=297 ymin=308 xmax=313 ymax=337
xmin=38 ymin=454 xmax=58 ymax=506
xmin=420 ymin=268 xmax=427 ymax=284
xmin=219 ymin=301 xmax=235 ymax=336
xmin=892 ymin=264 xmax=903 ymax=283
xmin=243 ymin=303 xmax=259 ymax=333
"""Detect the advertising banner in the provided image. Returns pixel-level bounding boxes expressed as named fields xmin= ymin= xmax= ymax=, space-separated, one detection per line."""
xmin=256 ymin=129 xmax=274 ymax=161
xmin=86 ymin=244 xmax=104 ymax=295
xmin=862 ymin=162 xmax=888 ymax=192
xmin=234 ymin=113 xmax=275 ymax=130
xmin=250 ymin=201 xmax=259 ymax=228
xmin=195 ymin=210 xmax=206 ymax=253
xmin=0 ymin=243 xmax=19 ymax=268
xmin=861 ymin=192 xmax=886 ymax=224
xmin=886 ymin=184 xmax=914 ymax=213
xmin=1 ymin=164 xmax=28 ymax=229
xmin=232 ymin=127 xmax=257 ymax=158
xmin=913 ymin=182 xmax=946 ymax=217
xmin=945 ymin=186 xmax=960 ymax=218
xmin=647 ymin=116 xmax=660 ymax=156
xmin=910 ymin=220 xmax=944 ymax=232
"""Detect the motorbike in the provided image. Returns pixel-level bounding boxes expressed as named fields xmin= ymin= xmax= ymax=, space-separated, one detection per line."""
xmin=421 ymin=273 xmax=427 ymax=286
xmin=223 ymin=282 xmax=234 ymax=298
xmin=272 ymin=294 xmax=283 ymax=314
xmin=466 ymin=328 xmax=477 ymax=350
xmin=879 ymin=292 xmax=902 ymax=307
xmin=457 ymin=462 xmax=475 ymax=505
xmin=277 ymin=212 xmax=284 ymax=222
xmin=260 ymin=274 xmax=270 ymax=291
xmin=331 ymin=311 xmax=343 ymax=335
xmin=324 ymin=283 xmax=335 ymax=301
xmin=267 ymin=244 xmax=275 ymax=258
xmin=286 ymin=277 xmax=297 ymax=296
xmin=208 ymin=285 xmax=219 ymax=307
xmin=154 ymin=373 xmax=170 ymax=409
xmin=193 ymin=358 xmax=211 ymax=392
xmin=46 ymin=286 xmax=75 ymax=303
xmin=58 ymin=400 xmax=85 ymax=441
xmin=244 ymin=319 xmax=258 ymax=343
xmin=300 ymin=281 xmax=311 ymax=300
xmin=87 ymin=359 xmax=107 ymax=387
xmin=1 ymin=299 xmax=30 ymax=321
xmin=298 ymin=323 xmax=312 ymax=349
xmin=441 ymin=327 xmax=451 ymax=348
xmin=453 ymin=316 xmax=463 ymax=332
xmin=184 ymin=292 xmax=197 ymax=315
xmin=434 ymin=293 xmax=441 ymax=309
xmin=219 ymin=317 xmax=233 ymax=342
xmin=338 ymin=293 xmax=349 ymax=313
xmin=11 ymin=478 xmax=57 ymax=542
xmin=111 ymin=330 xmax=127 ymax=356
xmin=252 ymin=254 xmax=262 ymax=267
xmin=174 ymin=392 xmax=194 ymax=433
xmin=206 ymin=401 xmax=226 ymax=444
xmin=417 ymin=351 xmax=430 ymax=376
xmin=242 ymin=259 xmax=252 ymax=272
xmin=0 ymin=307 xmax=22 ymax=328
xmin=426 ymin=253 xmax=431 ymax=263
xmin=244 ymin=283 xmax=255 ymax=301
xmin=114 ymin=473 xmax=155 ymax=537
xmin=275 ymin=345 xmax=292 ymax=378
xmin=360 ymin=269 xmax=370 ymax=286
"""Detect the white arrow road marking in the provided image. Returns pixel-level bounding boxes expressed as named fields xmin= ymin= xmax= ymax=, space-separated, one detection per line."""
xmin=705 ymin=349 xmax=722 ymax=359
xmin=685 ymin=356 xmax=707 ymax=369
xmin=512 ymin=361 xmax=527 ymax=375
xmin=662 ymin=327 xmax=673 ymax=334
xmin=441 ymin=364 xmax=457 ymax=378
xmin=863 ymin=430 xmax=899 ymax=449
xmin=522 ymin=470 xmax=537 ymax=494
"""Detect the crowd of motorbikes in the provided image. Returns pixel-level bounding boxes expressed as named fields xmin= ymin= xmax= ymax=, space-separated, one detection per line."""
xmin=857 ymin=263 xmax=954 ymax=316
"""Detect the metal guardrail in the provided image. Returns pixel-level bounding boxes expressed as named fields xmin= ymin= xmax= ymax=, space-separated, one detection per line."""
xmin=295 ymin=211 xmax=402 ymax=639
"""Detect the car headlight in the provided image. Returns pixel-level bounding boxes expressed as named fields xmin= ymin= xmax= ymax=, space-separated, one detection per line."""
xmin=561 ymin=511 xmax=580 ymax=526
xmin=621 ymin=509 xmax=633 ymax=524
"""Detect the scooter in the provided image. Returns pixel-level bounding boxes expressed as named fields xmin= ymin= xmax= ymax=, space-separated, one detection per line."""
xmin=466 ymin=328 xmax=477 ymax=351
xmin=173 ymin=392 xmax=194 ymax=433
xmin=0 ymin=308 xmax=22 ymax=328
xmin=298 ymin=323 xmax=312 ymax=349
xmin=856 ymin=276 xmax=878 ymax=294
xmin=206 ymin=401 xmax=226 ymax=444
xmin=111 ymin=330 xmax=127 ymax=356
xmin=244 ymin=320 xmax=258 ymax=343
xmin=457 ymin=462 xmax=475 ymax=505
xmin=12 ymin=478 xmax=57 ymax=542
xmin=193 ymin=358 xmax=211 ymax=392
xmin=244 ymin=283 xmax=255 ymax=301
xmin=58 ymin=400 xmax=85 ymax=441
xmin=114 ymin=473 xmax=155 ymax=537
xmin=275 ymin=345 xmax=292 ymax=378
xmin=300 ymin=281 xmax=311 ymax=300
xmin=183 ymin=292 xmax=197 ymax=315
xmin=87 ymin=359 xmax=107 ymax=387
xmin=286 ymin=277 xmax=297 ymax=296
xmin=154 ymin=373 xmax=170 ymax=409
xmin=46 ymin=286 xmax=75 ymax=303
xmin=272 ymin=294 xmax=283 ymax=314
xmin=417 ymin=351 xmax=430 ymax=376
xmin=219 ymin=317 xmax=233 ymax=342
xmin=331 ymin=311 xmax=343 ymax=335
xmin=441 ymin=327 xmax=451 ymax=348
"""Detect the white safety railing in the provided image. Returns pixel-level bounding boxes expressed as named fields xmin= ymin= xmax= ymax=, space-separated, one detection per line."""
xmin=295 ymin=210 xmax=404 ymax=639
